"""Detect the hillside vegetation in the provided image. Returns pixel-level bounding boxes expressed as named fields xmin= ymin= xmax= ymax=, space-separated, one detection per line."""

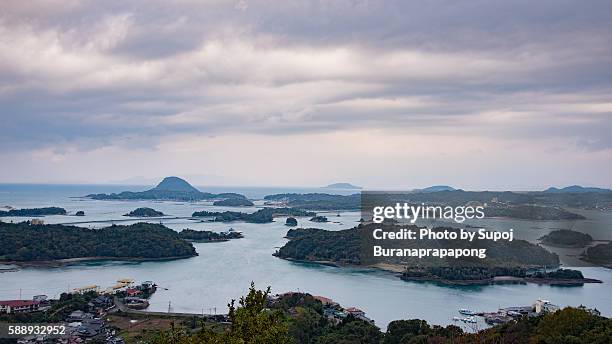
xmin=0 ymin=222 xmax=196 ymax=261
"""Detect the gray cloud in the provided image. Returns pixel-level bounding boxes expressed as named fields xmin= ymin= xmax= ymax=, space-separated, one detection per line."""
xmin=0 ymin=0 xmax=611 ymax=184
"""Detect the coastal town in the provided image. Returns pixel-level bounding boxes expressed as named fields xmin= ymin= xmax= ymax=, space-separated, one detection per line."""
xmin=1 ymin=278 xmax=383 ymax=343
xmin=0 ymin=279 xmax=161 ymax=343
xmin=4 ymin=275 xmax=605 ymax=344
xmin=453 ymin=299 xmax=601 ymax=327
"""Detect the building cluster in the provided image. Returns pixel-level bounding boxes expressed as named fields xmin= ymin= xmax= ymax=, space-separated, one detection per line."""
xmin=72 ymin=278 xmax=155 ymax=295
xmin=6 ymin=302 xmax=124 ymax=344
xmin=270 ymin=292 xmax=374 ymax=326
xmin=1 ymin=279 xmax=157 ymax=343
xmin=480 ymin=299 xmax=600 ymax=325
xmin=72 ymin=279 xmax=155 ymax=310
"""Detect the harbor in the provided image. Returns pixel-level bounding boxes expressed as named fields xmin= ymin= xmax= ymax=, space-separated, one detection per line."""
xmin=454 ymin=299 xmax=602 ymax=326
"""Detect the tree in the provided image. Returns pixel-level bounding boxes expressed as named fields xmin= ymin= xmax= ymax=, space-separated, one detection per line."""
xmin=150 ymin=282 xmax=289 ymax=344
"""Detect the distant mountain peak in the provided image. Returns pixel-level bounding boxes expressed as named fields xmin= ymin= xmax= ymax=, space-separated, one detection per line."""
xmin=152 ymin=176 xmax=200 ymax=192
xmin=544 ymin=185 xmax=611 ymax=193
xmin=324 ymin=182 xmax=362 ymax=189
xmin=418 ymin=185 xmax=456 ymax=192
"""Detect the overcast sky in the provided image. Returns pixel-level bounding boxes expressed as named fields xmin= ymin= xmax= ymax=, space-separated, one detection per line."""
xmin=1 ymin=0 xmax=611 ymax=189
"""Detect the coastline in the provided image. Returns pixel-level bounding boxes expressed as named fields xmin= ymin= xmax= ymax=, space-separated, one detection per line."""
xmin=276 ymin=257 xmax=603 ymax=286
xmin=1 ymin=254 xmax=198 ymax=268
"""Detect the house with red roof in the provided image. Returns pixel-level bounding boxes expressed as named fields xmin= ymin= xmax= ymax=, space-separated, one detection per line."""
xmin=0 ymin=300 xmax=40 ymax=314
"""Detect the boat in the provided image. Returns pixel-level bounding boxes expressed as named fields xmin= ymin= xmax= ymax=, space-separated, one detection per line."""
xmin=459 ymin=309 xmax=476 ymax=316
xmin=452 ymin=317 xmax=461 ymax=321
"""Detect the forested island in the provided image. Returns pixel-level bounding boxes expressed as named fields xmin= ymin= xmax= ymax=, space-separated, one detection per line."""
xmin=263 ymin=189 xmax=610 ymax=215
xmin=268 ymin=224 xmax=610 ymax=285
xmin=539 ymin=229 xmax=593 ymax=247
xmin=212 ymin=198 xmax=254 ymax=206
xmin=276 ymin=224 xmax=559 ymax=268
xmin=310 ymin=215 xmax=328 ymax=222
xmin=583 ymin=242 xmax=612 ymax=267
xmin=0 ymin=207 xmax=67 ymax=217
xmin=323 ymin=182 xmax=362 ymax=189
xmin=192 ymin=207 xmax=315 ymax=223
xmin=124 ymin=207 xmax=165 ymax=217
xmin=178 ymin=228 xmax=243 ymax=242
xmin=285 ymin=227 xmax=325 ymax=239
xmin=86 ymin=176 xmax=247 ymax=202
xmin=0 ymin=222 xmax=197 ymax=262
xmin=264 ymin=193 xmax=360 ymax=210
xmin=402 ymin=267 xmax=601 ymax=285
xmin=285 ymin=217 xmax=298 ymax=226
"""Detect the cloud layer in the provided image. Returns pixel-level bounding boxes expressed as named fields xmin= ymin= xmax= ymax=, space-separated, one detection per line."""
xmin=1 ymin=0 xmax=611 ymax=188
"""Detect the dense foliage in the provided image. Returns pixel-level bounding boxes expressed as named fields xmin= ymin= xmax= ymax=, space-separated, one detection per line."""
xmin=276 ymin=224 xmax=560 ymax=269
xmin=0 ymin=207 xmax=66 ymax=217
xmin=539 ymin=229 xmax=593 ymax=247
xmin=275 ymin=227 xmax=361 ymax=264
xmin=0 ymin=222 xmax=196 ymax=261
xmin=402 ymin=267 xmax=585 ymax=282
xmin=309 ymin=216 xmax=328 ymax=223
xmin=264 ymin=193 xmax=361 ymax=210
xmin=179 ymin=229 xmax=243 ymax=241
xmin=150 ymin=283 xmax=290 ymax=344
xmin=192 ymin=208 xmax=315 ymax=223
xmin=403 ymin=266 xmax=524 ymax=281
xmin=148 ymin=287 xmax=611 ymax=344
xmin=285 ymin=228 xmax=325 ymax=239
xmin=584 ymin=242 xmax=612 ymax=264
xmin=124 ymin=207 xmax=165 ymax=217
xmin=263 ymin=190 xmax=608 ymax=214
xmin=531 ymin=268 xmax=584 ymax=279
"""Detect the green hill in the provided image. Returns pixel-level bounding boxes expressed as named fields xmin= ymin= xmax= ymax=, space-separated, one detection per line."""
xmin=0 ymin=222 xmax=197 ymax=261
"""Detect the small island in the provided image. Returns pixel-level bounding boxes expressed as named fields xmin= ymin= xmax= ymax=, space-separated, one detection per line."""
xmin=539 ymin=229 xmax=593 ymax=247
xmin=285 ymin=217 xmax=298 ymax=226
xmin=416 ymin=185 xmax=457 ymax=192
xmin=86 ymin=176 xmax=248 ymax=202
xmin=402 ymin=266 xmax=601 ymax=286
xmin=178 ymin=228 xmax=243 ymax=242
xmin=75 ymin=210 xmax=85 ymax=216
xmin=310 ymin=215 xmax=328 ymax=223
xmin=124 ymin=207 xmax=165 ymax=217
xmin=324 ymin=182 xmax=362 ymax=189
xmin=0 ymin=207 xmax=67 ymax=217
xmin=0 ymin=222 xmax=197 ymax=262
xmin=213 ymin=198 xmax=254 ymax=206
xmin=263 ymin=193 xmax=360 ymax=210
xmin=192 ymin=208 xmax=315 ymax=223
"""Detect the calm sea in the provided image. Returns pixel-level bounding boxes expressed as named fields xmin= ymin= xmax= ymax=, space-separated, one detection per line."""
xmin=1 ymin=184 xmax=611 ymax=331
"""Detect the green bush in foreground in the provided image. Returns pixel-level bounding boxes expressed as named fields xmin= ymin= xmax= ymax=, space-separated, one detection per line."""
xmin=148 ymin=284 xmax=610 ymax=344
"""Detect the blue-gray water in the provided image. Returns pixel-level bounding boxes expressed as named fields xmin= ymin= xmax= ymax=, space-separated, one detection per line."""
xmin=1 ymin=184 xmax=611 ymax=331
